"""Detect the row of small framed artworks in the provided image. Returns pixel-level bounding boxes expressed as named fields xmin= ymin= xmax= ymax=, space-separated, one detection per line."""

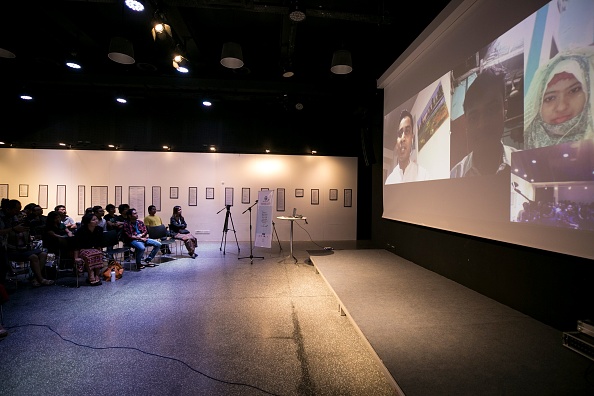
xmin=0 ymin=184 xmax=353 ymax=215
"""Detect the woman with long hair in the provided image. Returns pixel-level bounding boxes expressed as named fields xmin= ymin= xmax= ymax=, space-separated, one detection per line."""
xmin=73 ymin=213 xmax=105 ymax=285
xmin=170 ymin=206 xmax=198 ymax=258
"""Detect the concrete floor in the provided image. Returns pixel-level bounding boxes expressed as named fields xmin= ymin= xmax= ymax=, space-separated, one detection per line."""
xmin=0 ymin=240 xmax=395 ymax=396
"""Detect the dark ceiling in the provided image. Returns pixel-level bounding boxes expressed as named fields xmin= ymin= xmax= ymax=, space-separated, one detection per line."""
xmin=0 ymin=0 xmax=451 ymax=155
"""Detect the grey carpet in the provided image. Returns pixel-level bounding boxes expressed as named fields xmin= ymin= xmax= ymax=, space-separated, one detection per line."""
xmin=310 ymin=249 xmax=594 ymax=396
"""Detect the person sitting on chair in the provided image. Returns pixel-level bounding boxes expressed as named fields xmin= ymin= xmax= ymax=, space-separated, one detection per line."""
xmin=73 ymin=213 xmax=106 ymax=286
xmin=170 ymin=205 xmax=197 ymax=259
xmin=1 ymin=199 xmax=53 ymax=287
xmin=122 ymin=208 xmax=162 ymax=270
xmin=144 ymin=205 xmax=172 ymax=255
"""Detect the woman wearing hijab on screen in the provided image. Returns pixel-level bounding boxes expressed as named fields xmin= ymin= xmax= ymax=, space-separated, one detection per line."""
xmin=524 ymin=47 xmax=594 ymax=149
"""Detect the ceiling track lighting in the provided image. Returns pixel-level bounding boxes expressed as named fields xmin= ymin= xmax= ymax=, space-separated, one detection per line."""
xmin=173 ymin=55 xmax=189 ymax=73
xmin=151 ymin=11 xmax=172 ymax=41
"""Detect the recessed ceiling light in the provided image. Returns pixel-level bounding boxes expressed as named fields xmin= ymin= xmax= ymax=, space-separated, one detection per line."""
xmin=202 ymin=100 xmax=212 ymax=107
xmin=125 ymin=0 xmax=144 ymax=12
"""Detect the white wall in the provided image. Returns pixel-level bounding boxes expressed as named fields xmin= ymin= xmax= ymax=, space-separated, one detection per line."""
xmin=0 ymin=149 xmax=358 ymax=243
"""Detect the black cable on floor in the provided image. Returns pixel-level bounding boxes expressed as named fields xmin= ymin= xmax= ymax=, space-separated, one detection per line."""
xmin=5 ymin=323 xmax=282 ymax=396
xmin=294 ymin=221 xmax=326 ymax=249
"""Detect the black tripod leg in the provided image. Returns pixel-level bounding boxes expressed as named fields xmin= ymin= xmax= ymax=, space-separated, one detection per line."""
xmin=228 ymin=211 xmax=240 ymax=254
xmin=272 ymin=221 xmax=283 ymax=253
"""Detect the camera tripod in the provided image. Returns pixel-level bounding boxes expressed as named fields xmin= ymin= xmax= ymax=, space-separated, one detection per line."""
xmin=218 ymin=205 xmax=239 ymax=255
xmin=238 ymin=200 xmax=264 ymax=264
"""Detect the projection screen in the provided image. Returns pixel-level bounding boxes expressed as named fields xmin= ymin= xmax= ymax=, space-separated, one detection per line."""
xmin=380 ymin=0 xmax=594 ymax=260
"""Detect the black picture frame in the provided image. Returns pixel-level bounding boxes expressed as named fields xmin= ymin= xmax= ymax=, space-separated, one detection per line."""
xmin=329 ymin=189 xmax=338 ymax=201
xmin=311 ymin=189 xmax=319 ymax=205
xmin=295 ymin=188 xmax=304 ymax=197
xmin=19 ymin=184 xmax=28 ymax=197
xmin=277 ymin=188 xmax=285 ymax=211
xmin=206 ymin=187 xmax=214 ymax=200
xmin=189 ymin=187 xmax=198 ymax=206
xmin=344 ymin=189 xmax=352 ymax=207
xmin=170 ymin=186 xmax=179 ymax=199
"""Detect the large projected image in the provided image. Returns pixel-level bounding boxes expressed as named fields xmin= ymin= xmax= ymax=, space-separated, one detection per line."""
xmin=382 ymin=0 xmax=594 ymax=259
xmin=383 ymin=75 xmax=451 ymax=184
xmin=510 ymin=0 xmax=594 ymax=231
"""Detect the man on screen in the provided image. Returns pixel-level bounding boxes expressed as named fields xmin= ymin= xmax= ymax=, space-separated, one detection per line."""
xmin=450 ymin=68 xmax=516 ymax=178
xmin=385 ymin=110 xmax=428 ymax=184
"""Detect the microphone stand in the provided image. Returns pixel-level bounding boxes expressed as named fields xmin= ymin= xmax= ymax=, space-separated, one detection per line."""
xmin=238 ymin=200 xmax=264 ymax=264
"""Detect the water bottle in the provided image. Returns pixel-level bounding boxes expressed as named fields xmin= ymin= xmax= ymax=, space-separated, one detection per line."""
xmin=110 ymin=268 xmax=116 ymax=282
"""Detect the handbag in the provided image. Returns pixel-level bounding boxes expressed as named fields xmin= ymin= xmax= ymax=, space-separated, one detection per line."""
xmin=103 ymin=260 xmax=124 ymax=281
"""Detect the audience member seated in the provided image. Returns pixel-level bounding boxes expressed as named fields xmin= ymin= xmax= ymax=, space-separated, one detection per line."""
xmin=55 ymin=205 xmax=78 ymax=231
xmin=26 ymin=204 xmax=47 ymax=240
xmin=2 ymin=199 xmax=53 ymax=287
xmin=73 ymin=213 xmax=106 ymax=286
xmin=170 ymin=205 xmax=198 ymax=258
xmin=43 ymin=210 xmax=74 ymax=257
xmin=144 ymin=205 xmax=172 ymax=255
xmin=122 ymin=208 xmax=161 ymax=270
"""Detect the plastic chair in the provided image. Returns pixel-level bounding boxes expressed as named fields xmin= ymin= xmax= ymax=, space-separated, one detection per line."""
xmin=148 ymin=225 xmax=179 ymax=260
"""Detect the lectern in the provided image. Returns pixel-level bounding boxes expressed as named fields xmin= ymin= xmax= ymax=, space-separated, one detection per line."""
xmin=277 ymin=216 xmax=307 ymax=263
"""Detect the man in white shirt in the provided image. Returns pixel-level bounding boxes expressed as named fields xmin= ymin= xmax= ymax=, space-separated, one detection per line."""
xmin=385 ymin=109 xmax=428 ymax=184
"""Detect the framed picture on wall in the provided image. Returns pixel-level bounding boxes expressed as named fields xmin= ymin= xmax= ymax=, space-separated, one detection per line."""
xmin=206 ymin=187 xmax=214 ymax=200
xmin=170 ymin=187 xmax=179 ymax=199
xmin=261 ymin=187 xmax=269 ymax=191
xmin=57 ymin=185 xmax=66 ymax=206
xmin=91 ymin=186 xmax=108 ymax=208
xmin=114 ymin=186 xmax=122 ymax=207
xmin=329 ymin=189 xmax=338 ymax=201
xmin=0 ymin=184 xmax=8 ymax=200
xmin=242 ymin=187 xmax=250 ymax=204
xmin=78 ymin=185 xmax=85 ymax=215
xmin=38 ymin=185 xmax=48 ymax=209
xmin=344 ymin=189 xmax=352 ymax=207
xmin=152 ymin=186 xmax=161 ymax=211
xmin=225 ymin=187 xmax=234 ymax=206
xmin=19 ymin=184 xmax=28 ymax=197
xmin=189 ymin=187 xmax=198 ymax=206
xmin=295 ymin=188 xmax=304 ymax=197
xmin=311 ymin=189 xmax=319 ymax=205
xmin=277 ymin=188 xmax=285 ymax=211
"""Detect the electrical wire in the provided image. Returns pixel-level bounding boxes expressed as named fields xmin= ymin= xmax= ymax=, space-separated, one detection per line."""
xmin=294 ymin=221 xmax=330 ymax=250
xmin=4 ymin=323 xmax=282 ymax=396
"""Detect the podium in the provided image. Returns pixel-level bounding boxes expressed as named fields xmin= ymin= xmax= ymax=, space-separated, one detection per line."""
xmin=277 ymin=216 xmax=307 ymax=263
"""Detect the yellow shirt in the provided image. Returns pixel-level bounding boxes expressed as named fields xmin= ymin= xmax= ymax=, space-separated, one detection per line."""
xmin=143 ymin=215 xmax=163 ymax=227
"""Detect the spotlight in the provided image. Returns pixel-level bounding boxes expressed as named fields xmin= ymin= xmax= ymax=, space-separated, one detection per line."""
xmin=151 ymin=11 xmax=172 ymax=41
xmin=125 ymin=0 xmax=144 ymax=12
xmin=173 ymin=56 xmax=189 ymax=73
